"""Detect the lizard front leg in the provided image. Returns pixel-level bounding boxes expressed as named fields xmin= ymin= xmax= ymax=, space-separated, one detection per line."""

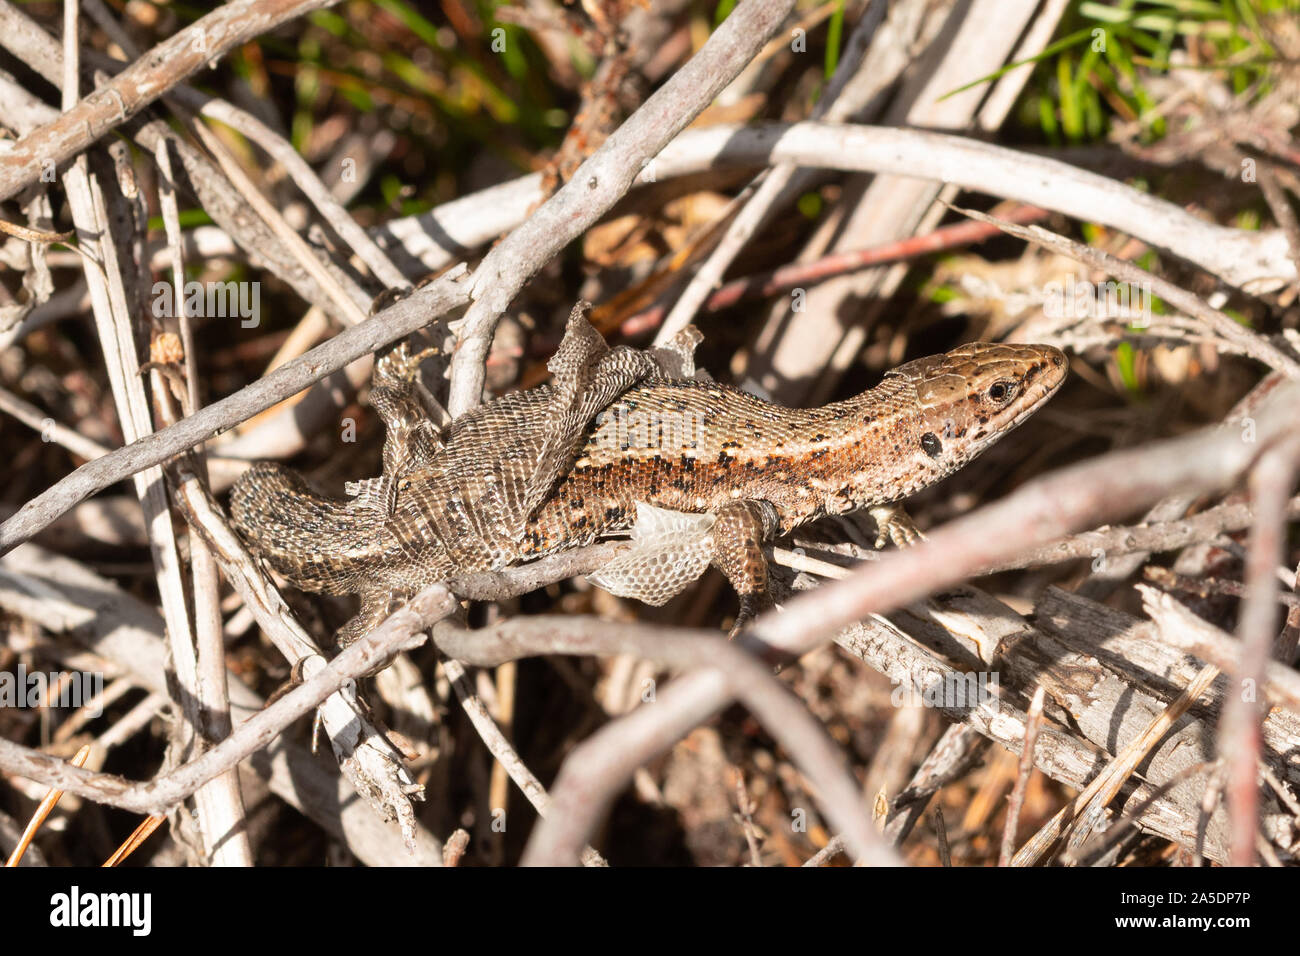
xmin=347 ymin=340 xmax=443 ymax=515
xmin=710 ymin=499 xmax=780 ymax=637
xmin=867 ymin=504 xmax=925 ymax=549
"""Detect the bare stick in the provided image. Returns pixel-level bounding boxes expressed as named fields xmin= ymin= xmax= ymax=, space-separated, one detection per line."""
xmin=645 ymin=123 xmax=1297 ymax=293
xmin=0 ymin=0 xmax=343 ymax=203
xmin=180 ymin=112 xmax=369 ymax=324
xmin=933 ymin=807 xmax=951 ymax=867
xmin=0 ymin=582 xmax=456 ymax=815
xmin=445 ymin=0 xmax=797 ymax=415
xmin=998 ymin=685 xmax=1045 ymax=866
xmin=654 ymin=1 xmax=887 ymax=343
xmin=884 ymin=723 xmax=989 ymax=847
xmin=438 ymin=653 xmax=607 ymax=867
xmin=1138 ymin=586 xmax=1300 ymax=715
xmin=1146 ymin=566 xmax=1300 ymax=612
xmin=4 ymin=745 xmax=91 ymax=867
xmin=794 ymin=496 xmax=1300 ymax=577
xmin=623 ymin=205 xmax=1051 ymax=338
xmin=803 ymin=836 xmax=847 ymax=867
xmin=1011 ymin=662 xmax=1220 ymax=865
xmin=0 ymin=268 xmax=471 ymax=555
xmin=948 ymin=204 xmax=1300 ymax=378
xmin=173 ymin=88 xmax=409 ymax=290
xmin=1221 ymin=434 xmax=1300 ymax=864
xmin=433 ymin=616 xmax=896 ymax=867
xmin=0 ymin=385 xmax=111 ymax=461
xmin=155 ymin=135 xmax=252 ymax=867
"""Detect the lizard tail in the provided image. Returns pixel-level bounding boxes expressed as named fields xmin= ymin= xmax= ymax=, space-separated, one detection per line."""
xmin=229 ymin=462 xmax=384 ymax=594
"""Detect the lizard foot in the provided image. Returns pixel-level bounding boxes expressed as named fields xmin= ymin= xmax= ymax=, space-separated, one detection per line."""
xmin=374 ymin=339 xmax=440 ymax=387
xmin=868 ymin=505 xmax=925 ymax=549
xmin=727 ymin=591 xmax=776 ymax=639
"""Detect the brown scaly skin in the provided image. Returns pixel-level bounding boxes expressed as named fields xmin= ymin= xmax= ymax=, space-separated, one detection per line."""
xmin=231 ymin=330 xmax=1066 ymax=644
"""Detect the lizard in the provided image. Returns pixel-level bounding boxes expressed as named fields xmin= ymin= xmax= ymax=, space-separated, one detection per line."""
xmin=229 ymin=303 xmax=1067 ymax=645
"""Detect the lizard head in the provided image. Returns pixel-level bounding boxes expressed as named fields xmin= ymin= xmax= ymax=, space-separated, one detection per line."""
xmin=873 ymin=342 xmax=1068 ymax=499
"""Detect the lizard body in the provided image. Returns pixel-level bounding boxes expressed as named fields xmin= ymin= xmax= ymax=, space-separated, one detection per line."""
xmin=230 ymin=308 xmax=1066 ymax=642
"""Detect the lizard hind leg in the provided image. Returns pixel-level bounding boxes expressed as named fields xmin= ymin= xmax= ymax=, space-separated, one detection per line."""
xmin=586 ymin=500 xmax=780 ymax=638
xmin=709 ymin=499 xmax=780 ymax=636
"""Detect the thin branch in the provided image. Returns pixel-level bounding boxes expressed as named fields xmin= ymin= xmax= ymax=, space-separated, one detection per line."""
xmin=0 ymin=581 xmax=456 ymax=816
xmin=437 ymin=653 xmax=607 ymax=868
xmin=0 ymin=385 xmax=112 ymax=461
xmin=644 ymin=123 xmax=1299 ymax=293
xmin=948 ymin=204 xmax=1300 ymax=378
xmin=1221 ymin=434 xmax=1300 ymax=865
xmin=790 ymin=496 xmax=1300 ymax=576
xmin=1010 ymin=662 xmax=1220 ymax=865
xmin=0 ymin=0 xmax=343 ymax=203
xmin=654 ymin=0 xmax=887 ymax=343
xmin=433 ymin=616 xmax=896 ymax=867
xmin=999 ymin=685 xmax=1046 ymax=866
xmin=154 ymin=135 xmax=252 ymax=867
xmin=1138 ymin=582 xmax=1300 ymax=712
xmin=445 ymin=0 xmax=798 ymax=415
xmin=0 ymin=267 xmax=471 ymax=554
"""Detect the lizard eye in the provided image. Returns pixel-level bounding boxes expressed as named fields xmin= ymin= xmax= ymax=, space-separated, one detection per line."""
xmin=920 ymin=432 xmax=943 ymax=458
xmin=986 ymin=380 xmax=1017 ymax=405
